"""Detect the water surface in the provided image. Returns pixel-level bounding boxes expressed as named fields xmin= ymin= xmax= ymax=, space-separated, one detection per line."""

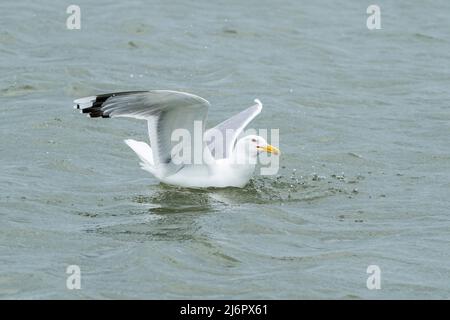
xmin=1 ymin=0 xmax=449 ymax=299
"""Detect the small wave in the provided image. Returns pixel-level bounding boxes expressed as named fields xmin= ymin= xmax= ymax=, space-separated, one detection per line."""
xmin=1 ymin=84 xmax=36 ymax=97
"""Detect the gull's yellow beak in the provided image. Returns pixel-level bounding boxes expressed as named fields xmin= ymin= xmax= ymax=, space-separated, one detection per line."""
xmin=258 ymin=144 xmax=280 ymax=155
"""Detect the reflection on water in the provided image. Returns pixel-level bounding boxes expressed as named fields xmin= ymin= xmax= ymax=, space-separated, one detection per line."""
xmin=134 ymin=184 xmax=217 ymax=214
xmin=89 ymin=187 xmax=215 ymax=242
xmin=87 ymin=169 xmax=362 ymax=242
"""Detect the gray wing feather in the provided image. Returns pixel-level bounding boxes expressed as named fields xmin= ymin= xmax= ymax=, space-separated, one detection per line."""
xmin=75 ymin=90 xmax=210 ymax=175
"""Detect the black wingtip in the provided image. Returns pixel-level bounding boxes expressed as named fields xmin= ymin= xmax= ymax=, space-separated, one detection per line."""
xmin=73 ymin=91 xmax=148 ymax=118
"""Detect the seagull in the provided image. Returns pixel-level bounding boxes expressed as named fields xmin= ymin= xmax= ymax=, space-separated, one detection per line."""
xmin=73 ymin=90 xmax=279 ymax=188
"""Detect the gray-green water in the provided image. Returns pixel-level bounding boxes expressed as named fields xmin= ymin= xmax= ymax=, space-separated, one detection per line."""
xmin=1 ymin=0 xmax=449 ymax=299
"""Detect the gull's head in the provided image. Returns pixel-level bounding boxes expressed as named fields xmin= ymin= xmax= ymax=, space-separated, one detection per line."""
xmin=234 ymin=135 xmax=280 ymax=161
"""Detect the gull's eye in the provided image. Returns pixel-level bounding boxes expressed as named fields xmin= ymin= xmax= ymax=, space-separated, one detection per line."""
xmin=251 ymin=138 xmax=257 ymax=143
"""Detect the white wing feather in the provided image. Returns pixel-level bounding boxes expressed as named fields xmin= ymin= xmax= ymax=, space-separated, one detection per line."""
xmin=204 ymin=99 xmax=262 ymax=160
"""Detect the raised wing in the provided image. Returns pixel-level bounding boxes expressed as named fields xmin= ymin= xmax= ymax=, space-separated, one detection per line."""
xmin=74 ymin=90 xmax=210 ymax=175
xmin=204 ymin=99 xmax=262 ymax=160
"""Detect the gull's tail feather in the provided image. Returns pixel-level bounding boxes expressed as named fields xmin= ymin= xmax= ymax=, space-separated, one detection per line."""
xmin=74 ymin=91 xmax=148 ymax=118
xmin=124 ymin=139 xmax=156 ymax=176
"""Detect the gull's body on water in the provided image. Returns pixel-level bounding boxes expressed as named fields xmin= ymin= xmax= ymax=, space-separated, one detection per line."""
xmin=74 ymin=90 xmax=279 ymax=188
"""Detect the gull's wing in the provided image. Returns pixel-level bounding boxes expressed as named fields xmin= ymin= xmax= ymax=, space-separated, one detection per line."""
xmin=74 ymin=90 xmax=210 ymax=175
xmin=204 ymin=99 xmax=262 ymax=160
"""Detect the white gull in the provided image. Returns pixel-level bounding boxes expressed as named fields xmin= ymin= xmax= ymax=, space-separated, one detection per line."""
xmin=74 ymin=90 xmax=279 ymax=188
